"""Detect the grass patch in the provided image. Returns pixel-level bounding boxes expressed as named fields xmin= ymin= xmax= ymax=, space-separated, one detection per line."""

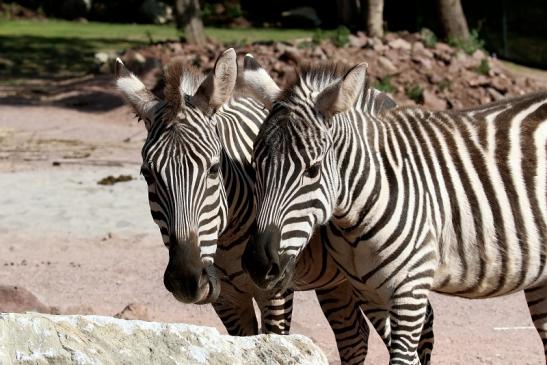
xmin=448 ymin=29 xmax=485 ymax=55
xmin=375 ymin=76 xmax=396 ymax=93
xmin=437 ymin=79 xmax=452 ymax=92
xmin=332 ymin=25 xmax=350 ymax=48
xmin=475 ymin=58 xmax=490 ymax=76
xmin=0 ymin=19 xmax=316 ymax=81
xmin=420 ymin=28 xmax=437 ymax=48
xmin=405 ymin=84 xmax=424 ymax=103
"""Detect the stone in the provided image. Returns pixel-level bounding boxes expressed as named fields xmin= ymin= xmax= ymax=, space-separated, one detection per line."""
xmin=388 ymin=38 xmax=411 ymax=51
xmin=373 ymin=43 xmax=388 ymax=53
xmin=0 ymin=286 xmax=50 ymax=314
xmin=0 ymin=313 xmax=327 ymax=365
xmin=377 ymin=56 xmax=398 ymax=74
xmin=348 ymin=34 xmax=368 ymax=48
xmin=467 ymin=75 xmax=491 ymax=87
xmin=412 ymin=42 xmax=434 ymax=59
xmin=412 ymin=56 xmax=433 ymax=70
xmin=423 ymin=90 xmax=448 ymax=110
xmin=312 ymin=46 xmax=327 ymax=60
xmin=472 ymin=49 xmax=486 ymax=60
xmin=115 ymin=303 xmax=150 ymax=321
xmin=383 ymin=33 xmax=398 ymax=43
xmin=279 ymin=47 xmax=301 ymax=64
xmin=487 ymin=87 xmax=505 ymax=101
xmin=491 ymin=77 xmax=511 ymax=93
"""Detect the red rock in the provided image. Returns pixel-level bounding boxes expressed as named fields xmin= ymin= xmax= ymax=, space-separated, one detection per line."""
xmin=467 ymin=75 xmax=491 ymax=87
xmin=423 ymin=90 xmax=448 ymax=110
xmin=377 ymin=56 xmax=398 ymax=74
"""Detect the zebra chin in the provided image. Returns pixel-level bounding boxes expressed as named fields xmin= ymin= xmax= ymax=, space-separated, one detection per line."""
xmin=166 ymin=264 xmax=220 ymax=305
xmin=244 ymin=254 xmax=296 ymax=291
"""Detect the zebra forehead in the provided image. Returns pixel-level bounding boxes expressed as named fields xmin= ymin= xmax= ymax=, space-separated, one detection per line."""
xmin=164 ymin=61 xmax=206 ymax=119
xmin=257 ymin=120 xmax=327 ymax=165
xmin=144 ymin=122 xmax=220 ymax=160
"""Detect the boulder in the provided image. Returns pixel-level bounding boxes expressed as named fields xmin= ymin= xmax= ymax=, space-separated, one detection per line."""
xmin=0 ymin=313 xmax=327 ymax=365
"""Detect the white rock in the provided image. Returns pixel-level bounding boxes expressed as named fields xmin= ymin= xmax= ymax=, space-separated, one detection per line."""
xmin=0 ymin=313 xmax=327 ymax=365
xmin=94 ymin=52 xmax=110 ymax=64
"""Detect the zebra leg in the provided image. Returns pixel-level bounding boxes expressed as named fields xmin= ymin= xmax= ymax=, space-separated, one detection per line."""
xmin=212 ymin=292 xmax=259 ymax=336
xmin=361 ymin=300 xmax=433 ymax=364
xmin=255 ymin=287 xmax=294 ymax=334
xmin=362 ymin=302 xmax=391 ymax=348
xmin=525 ymin=284 xmax=547 ymax=360
xmin=316 ymin=282 xmax=369 ymax=365
xmin=388 ymin=296 xmax=430 ymax=365
xmin=417 ymin=300 xmax=434 ymax=365
xmin=417 ymin=301 xmax=434 ymax=364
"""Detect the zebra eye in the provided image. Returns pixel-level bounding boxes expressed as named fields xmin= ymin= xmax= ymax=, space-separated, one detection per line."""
xmin=304 ymin=162 xmax=321 ymax=179
xmin=140 ymin=167 xmax=154 ymax=182
xmin=208 ymin=163 xmax=220 ymax=176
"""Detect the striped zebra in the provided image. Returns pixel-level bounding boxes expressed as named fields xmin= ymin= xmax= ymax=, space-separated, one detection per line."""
xmin=115 ymin=49 xmax=373 ymax=364
xmin=240 ymin=60 xmax=547 ymax=364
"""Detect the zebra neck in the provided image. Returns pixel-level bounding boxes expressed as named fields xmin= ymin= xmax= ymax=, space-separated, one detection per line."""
xmin=331 ymin=107 xmax=386 ymax=236
xmin=215 ymin=96 xmax=265 ymax=239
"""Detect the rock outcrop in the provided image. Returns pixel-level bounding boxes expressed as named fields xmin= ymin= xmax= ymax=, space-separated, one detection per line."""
xmin=0 ymin=313 xmax=327 ymax=365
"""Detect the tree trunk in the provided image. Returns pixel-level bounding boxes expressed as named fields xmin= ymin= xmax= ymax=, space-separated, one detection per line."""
xmin=438 ymin=0 xmax=470 ymax=40
xmin=174 ymin=0 xmax=206 ymax=45
xmin=366 ymin=0 xmax=384 ymax=37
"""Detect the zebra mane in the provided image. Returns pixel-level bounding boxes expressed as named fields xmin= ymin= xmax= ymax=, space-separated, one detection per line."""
xmin=276 ymin=61 xmax=395 ymax=117
xmin=279 ymin=62 xmax=372 ymax=102
xmin=164 ymin=60 xmax=206 ymax=118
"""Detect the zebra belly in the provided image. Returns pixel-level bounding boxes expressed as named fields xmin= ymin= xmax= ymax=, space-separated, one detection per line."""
xmin=431 ymin=234 xmax=547 ymax=299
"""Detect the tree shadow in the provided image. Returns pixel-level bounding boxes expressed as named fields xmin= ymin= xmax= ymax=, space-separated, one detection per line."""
xmin=0 ymin=35 xmax=152 ymax=112
xmin=0 ymin=35 xmax=148 ymax=80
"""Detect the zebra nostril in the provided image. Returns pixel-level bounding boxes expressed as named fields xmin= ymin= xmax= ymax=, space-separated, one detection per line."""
xmin=265 ymin=261 xmax=280 ymax=280
xmin=163 ymin=272 xmax=175 ymax=293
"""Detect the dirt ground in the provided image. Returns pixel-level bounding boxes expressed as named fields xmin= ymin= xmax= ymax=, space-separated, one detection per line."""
xmin=0 ymin=94 xmax=544 ymax=364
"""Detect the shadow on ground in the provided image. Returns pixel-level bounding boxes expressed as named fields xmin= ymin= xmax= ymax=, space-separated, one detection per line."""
xmin=0 ymin=35 xmax=149 ymax=80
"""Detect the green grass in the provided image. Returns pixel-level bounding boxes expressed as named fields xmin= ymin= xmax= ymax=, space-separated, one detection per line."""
xmin=0 ymin=19 xmax=315 ymax=81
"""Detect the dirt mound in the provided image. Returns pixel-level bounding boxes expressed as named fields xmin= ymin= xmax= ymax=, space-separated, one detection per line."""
xmin=0 ymin=285 xmax=51 ymax=313
xmin=120 ymin=32 xmax=544 ymax=110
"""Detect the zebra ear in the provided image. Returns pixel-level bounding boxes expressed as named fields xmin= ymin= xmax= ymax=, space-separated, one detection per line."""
xmin=237 ymin=54 xmax=280 ymax=110
xmin=192 ymin=48 xmax=237 ymax=116
xmin=115 ymin=58 xmax=159 ymax=130
xmin=315 ymin=62 xmax=368 ymax=119
xmin=371 ymin=92 xmax=397 ymax=115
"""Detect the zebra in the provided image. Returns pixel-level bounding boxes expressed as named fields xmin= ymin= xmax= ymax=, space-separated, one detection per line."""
xmin=115 ymin=49 xmax=374 ymax=364
xmin=240 ymin=60 xmax=547 ymax=364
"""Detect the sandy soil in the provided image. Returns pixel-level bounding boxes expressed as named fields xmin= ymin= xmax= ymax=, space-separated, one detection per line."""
xmin=0 ymin=103 xmax=543 ymax=364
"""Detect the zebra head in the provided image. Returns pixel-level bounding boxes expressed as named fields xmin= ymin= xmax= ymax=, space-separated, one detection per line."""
xmin=115 ymin=49 xmax=238 ymax=304
xmin=241 ymin=62 xmax=370 ymax=289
